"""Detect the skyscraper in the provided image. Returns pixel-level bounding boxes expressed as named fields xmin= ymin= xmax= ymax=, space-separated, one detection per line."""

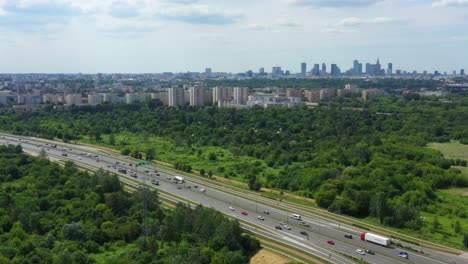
xmin=259 ymin=67 xmax=265 ymax=74
xmin=312 ymin=64 xmax=320 ymax=76
xmin=461 ymin=69 xmax=465 ymax=76
xmin=321 ymin=63 xmax=327 ymax=75
xmin=376 ymin=58 xmax=381 ymax=75
xmin=301 ymin=62 xmax=307 ymax=76
xmin=387 ymin=63 xmax=393 ymax=76
xmin=353 ymin=60 xmax=359 ymax=76
xmin=272 ymin=66 xmax=283 ymax=76
xmin=331 ymin=64 xmax=340 ymax=76
xmin=205 ymin=68 xmax=212 ymax=77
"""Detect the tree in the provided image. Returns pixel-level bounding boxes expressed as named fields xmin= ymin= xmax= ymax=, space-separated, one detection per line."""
xmin=38 ymin=148 xmax=47 ymax=159
xmin=248 ymin=175 xmax=262 ymax=192
xmin=454 ymin=220 xmax=462 ymax=233
xmin=208 ymin=170 xmax=213 ymax=178
xmin=146 ymin=148 xmax=156 ymax=161
xmin=200 ymin=169 xmax=205 ymax=176
xmin=464 ymin=233 xmax=468 ymax=248
xmin=62 ymin=223 xmax=86 ymax=241
xmin=109 ymin=133 xmax=116 ymax=145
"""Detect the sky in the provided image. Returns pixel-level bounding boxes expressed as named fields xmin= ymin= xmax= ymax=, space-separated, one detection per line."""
xmin=0 ymin=0 xmax=467 ymax=74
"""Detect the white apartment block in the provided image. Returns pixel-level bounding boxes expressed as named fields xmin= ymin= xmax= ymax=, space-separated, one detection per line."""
xmin=168 ymin=87 xmax=185 ymax=107
xmin=65 ymin=94 xmax=82 ymax=105
xmin=212 ymin=86 xmax=233 ymax=104
xmin=190 ymin=85 xmax=204 ymax=107
xmin=88 ymin=94 xmax=104 ymax=105
xmin=43 ymin=94 xmax=59 ymax=104
xmin=234 ymin=86 xmax=249 ymax=105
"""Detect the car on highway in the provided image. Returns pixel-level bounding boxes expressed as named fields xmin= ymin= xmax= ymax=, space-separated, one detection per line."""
xmin=200 ymin=188 xmax=206 ymax=193
xmin=177 ymin=186 xmax=182 ymax=190
xmin=229 ymin=206 xmax=235 ymax=211
xmin=283 ymin=225 xmax=291 ymax=230
xmin=399 ymin=252 xmax=409 ymax=259
xmin=365 ymin=249 xmax=375 ymax=255
xmin=263 ymin=210 xmax=270 ymax=215
xmin=279 ymin=221 xmax=286 ymax=226
xmin=344 ymin=234 xmax=353 ymax=239
xmin=193 ymin=185 xmax=198 ymax=188
xmin=275 ymin=225 xmax=283 ymax=230
xmin=327 ymin=240 xmax=335 ymax=245
xmin=356 ymin=249 xmax=365 ymax=255
xmin=241 ymin=211 xmax=248 ymax=216
xmin=257 ymin=216 xmax=264 ymax=220
xmin=300 ymin=231 xmax=308 ymax=236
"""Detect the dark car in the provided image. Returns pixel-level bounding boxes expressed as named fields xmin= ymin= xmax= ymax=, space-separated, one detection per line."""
xmin=300 ymin=231 xmax=308 ymax=236
xmin=263 ymin=210 xmax=270 ymax=215
xmin=344 ymin=234 xmax=353 ymax=239
xmin=275 ymin=225 xmax=283 ymax=230
xmin=365 ymin=249 xmax=375 ymax=255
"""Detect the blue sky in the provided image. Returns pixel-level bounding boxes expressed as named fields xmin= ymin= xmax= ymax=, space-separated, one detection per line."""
xmin=0 ymin=0 xmax=467 ymax=73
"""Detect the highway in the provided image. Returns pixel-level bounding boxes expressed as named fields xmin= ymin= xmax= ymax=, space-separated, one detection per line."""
xmin=1 ymin=133 xmax=467 ymax=264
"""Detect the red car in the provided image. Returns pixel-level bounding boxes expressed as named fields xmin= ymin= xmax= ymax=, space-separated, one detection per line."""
xmin=327 ymin=240 xmax=335 ymax=245
xmin=241 ymin=211 xmax=248 ymax=216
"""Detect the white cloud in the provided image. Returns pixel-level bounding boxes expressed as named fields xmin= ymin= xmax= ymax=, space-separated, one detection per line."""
xmin=432 ymin=0 xmax=468 ymax=7
xmin=247 ymin=18 xmax=300 ymax=31
xmin=337 ymin=16 xmax=402 ymax=27
xmin=288 ymin=0 xmax=383 ymax=8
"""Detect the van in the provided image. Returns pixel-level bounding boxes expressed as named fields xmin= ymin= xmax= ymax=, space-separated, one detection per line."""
xmin=291 ymin=214 xmax=302 ymax=220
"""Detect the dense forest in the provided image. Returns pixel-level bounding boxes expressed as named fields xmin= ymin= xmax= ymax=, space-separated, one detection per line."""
xmin=0 ymin=145 xmax=260 ymax=263
xmin=0 ymin=94 xmax=467 ymax=233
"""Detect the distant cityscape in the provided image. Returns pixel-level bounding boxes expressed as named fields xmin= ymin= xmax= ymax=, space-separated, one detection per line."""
xmin=0 ymin=59 xmax=466 ymax=112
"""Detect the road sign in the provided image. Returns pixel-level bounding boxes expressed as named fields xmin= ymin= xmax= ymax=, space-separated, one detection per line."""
xmin=137 ymin=161 xmax=151 ymax=166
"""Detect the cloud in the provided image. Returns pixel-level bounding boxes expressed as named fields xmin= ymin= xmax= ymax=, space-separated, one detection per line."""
xmin=324 ymin=16 xmax=402 ymax=33
xmin=336 ymin=16 xmax=402 ymax=27
xmin=432 ymin=0 xmax=468 ymax=7
xmin=156 ymin=5 xmax=243 ymax=25
xmin=289 ymin=0 xmax=383 ymax=8
xmin=247 ymin=18 xmax=300 ymax=31
xmin=451 ymin=35 xmax=468 ymax=40
xmin=110 ymin=1 xmax=139 ymax=18
xmin=0 ymin=0 xmax=81 ymax=31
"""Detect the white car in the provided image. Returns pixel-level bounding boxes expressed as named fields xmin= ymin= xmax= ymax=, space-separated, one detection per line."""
xmin=283 ymin=225 xmax=291 ymax=230
xmin=229 ymin=206 xmax=235 ymax=211
xmin=257 ymin=216 xmax=265 ymax=220
xmin=356 ymin=249 xmax=365 ymax=255
xmin=279 ymin=221 xmax=286 ymax=226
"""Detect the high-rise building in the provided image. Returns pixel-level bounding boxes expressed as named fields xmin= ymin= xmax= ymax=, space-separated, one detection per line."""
xmin=301 ymin=62 xmax=307 ymax=76
xmin=376 ymin=58 xmax=381 ymax=75
xmin=212 ymin=86 xmax=233 ymax=104
xmin=353 ymin=60 xmax=359 ymax=75
xmin=272 ymin=66 xmax=283 ymax=76
xmin=312 ymin=64 xmax=320 ymax=76
xmin=259 ymin=67 xmax=265 ymax=74
xmin=387 ymin=63 xmax=393 ymax=76
xmin=88 ymin=93 xmax=103 ymax=105
xmin=461 ymin=69 xmax=465 ymax=76
xmin=205 ymin=68 xmax=212 ymax=77
xmin=65 ymin=94 xmax=82 ymax=105
xmin=190 ymin=85 xmax=204 ymax=107
xmin=246 ymin=70 xmax=253 ymax=77
xmin=321 ymin=63 xmax=327 ymax=75
xmin=168 ymin=86 xmax=185 ymax=107
xmin=234 ymin=87 xmax=248 ymax=105
xmin=330 ymin=64 xmax=340 ymax=76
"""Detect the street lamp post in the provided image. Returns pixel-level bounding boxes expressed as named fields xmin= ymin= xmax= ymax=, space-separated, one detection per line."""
xmin=420 ymin=216 xmax=426 ymax=253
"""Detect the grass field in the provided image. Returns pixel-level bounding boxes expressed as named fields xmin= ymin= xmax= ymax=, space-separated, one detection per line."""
xmin=250 ymin=249 xmax=293 ymax=264
xmin=427 ymin=141 xmax=468 ymax=161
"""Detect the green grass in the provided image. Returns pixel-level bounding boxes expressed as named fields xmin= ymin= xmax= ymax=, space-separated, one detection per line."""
xmin=427 ymin=141 xmax=468 ymax=161
xmin=90 ymin=241 xmax=138 ymax=263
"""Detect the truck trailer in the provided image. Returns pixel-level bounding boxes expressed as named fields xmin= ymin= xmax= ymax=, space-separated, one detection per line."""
xmin=360 ymin=232 xmax=390 ymax=247
xmin=174 ymin=176 xmax=185 ymax=183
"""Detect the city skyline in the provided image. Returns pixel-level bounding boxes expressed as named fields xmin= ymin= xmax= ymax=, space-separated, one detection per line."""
xmin=0 ymin=0 xmax=467 ymax=73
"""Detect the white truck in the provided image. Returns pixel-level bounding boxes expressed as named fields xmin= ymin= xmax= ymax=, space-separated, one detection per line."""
xmin=174 ymin=176 xmax=185 ymax=183
xmin=360 ymin=232 xmax=391 ymax=247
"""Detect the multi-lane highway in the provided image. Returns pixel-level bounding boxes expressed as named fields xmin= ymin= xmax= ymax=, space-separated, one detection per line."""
xmin=1 ymin=133 xmax=467 ymax=264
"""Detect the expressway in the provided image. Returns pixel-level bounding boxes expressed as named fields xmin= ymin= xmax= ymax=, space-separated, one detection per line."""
xmin=1 ymin=133 xmax=467 ymax=264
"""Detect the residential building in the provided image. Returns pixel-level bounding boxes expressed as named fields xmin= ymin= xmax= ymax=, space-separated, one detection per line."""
xmin=305 ymin=90 xmax=320 ymax=103
xmin=190 ymin=85 xmax=204 ymax=107
xmin=319 ymin=88 xmax=335 ymax=100
xmin=88 ymin=93 xmax=103 ymax=105
xmin=168 ymin=86 xmax=185 ymax=107
xmin=286 ymin=88 xmax=301 ymax=97
xmin=212 ymin=86 xmax=233 ymax=104
xmin=234 ymin=86 xmax=249 ymax=105
xmin=65 ymin=94 xmax=82 ymax=105
xmin=43 ymin=93 xmax=59 ymax=104
xmin=247 ymin=94 xmax=302 ymax=108
xmin=362 ymin=89 xmax=386 ymax=101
